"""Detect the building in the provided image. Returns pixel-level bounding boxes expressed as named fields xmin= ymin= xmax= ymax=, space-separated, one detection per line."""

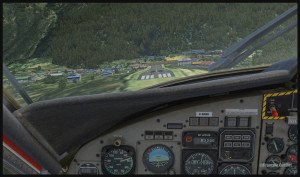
xmin=67 ymin=75 xmax=81 ymax=82
xmin=139 ymin=63 xmax=147 ymax=69
xmin=28 ymin=73 xmax=36 ymax=77
xmin=50 ymin=72 xmax=63 ymax=76
xmin=182 ymin=51 xmax=192 ymax=55
xmin=213 ymin=49 xmax=223 ymax=53
xmin=102 ymin=68 xmax=114 ymax=72
xmin=197 ymin=55 xmax=203 ymax=59
xmin=178 ymin=58 xmax=192 ymax=66
xmin=201 ymin=61 xmax=215 ymax=68
xmin=37 ymin=73 xmax=46 ymax=77
xmin=101 ymin=71 xmax=114 ymax=77
xmin=191 ymin=49 xmax=205 ymax=54
xmin=191 ymin=61 xmax=215 ymax=68
xmin=94 ymin=69 xmax=101 ymax=73
xmin=131 ymin=65 xmax=139 ymax=69
xmin=148 ymin=56 xmax=155 ymax=60
xmin=15 ymin=76 xmax=30 ymax=82
xmin=212 ymin=54 xmax=222 ymax=57
xmin=156 ymin=56 xmax=166 ymax=60
xmin=203 ymin=54 xmax=212 ymax=58
xmin=192 ymin=61 xmax=203 ymax=65
xmin=115 ymin=67 xmax=123 ymax=71
xmin=74 ymin=69 xmax=84 ymax=74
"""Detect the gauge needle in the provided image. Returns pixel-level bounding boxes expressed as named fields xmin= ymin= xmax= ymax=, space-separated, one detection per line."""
xmin=120 ymin=157 xmax=132 ymax=162
xmin=272 ymin=141 xmax=278 ymax=152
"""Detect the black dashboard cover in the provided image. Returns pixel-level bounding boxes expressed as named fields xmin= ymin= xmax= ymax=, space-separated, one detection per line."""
xmin=13 ymin=57 xmax=297 ymax=156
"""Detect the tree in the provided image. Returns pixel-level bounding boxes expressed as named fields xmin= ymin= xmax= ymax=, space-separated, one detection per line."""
xmin=43 ymin=75 xmax=56 ymax=84
xmin=73 ymin=78 xmax=77 ymax=83
xmin=114 ymin=68 xmax=119 ymax=74
xmin=37 ymin=66 xmax=42 ymax=71
xmin=91 ymin=73 xmax=95 ymax=80
xmin=58 ymin=80 xmax=66 ymax=90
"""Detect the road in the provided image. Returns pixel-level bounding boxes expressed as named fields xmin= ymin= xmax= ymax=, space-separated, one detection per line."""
xmin=138 ymin=65 xmax=175 ymax=80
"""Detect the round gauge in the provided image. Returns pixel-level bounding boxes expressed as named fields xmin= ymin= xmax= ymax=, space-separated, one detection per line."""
xmin=78 ymin=163 xmax=99 ymax=175
xmin=219 ymin=164 xmax=251 ymax=175
xmin=284 ymin=166 xmax=298 ymax=175
xmin=265 ymin=155 xmax=282 ymax=170
xmin=143 ymin=144 xmax=174 ymax=173
xmin=267 ymin=138 xmax=285 ymax=154
xmin=101 ymin=146 xmax=135 ymax=175
xmin=183 ymin=152 xmax=215 ymax=175
xmin=288 ymin=125 xmax=298 ymax=143
xmin=286 ymin=145 xmax=298 ymax=163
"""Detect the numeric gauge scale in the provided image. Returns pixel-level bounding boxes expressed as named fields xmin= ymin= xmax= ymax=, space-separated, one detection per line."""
xmin=182 ymin=150 xmax=217 ymax=175
xmin=267 ymin=138 xmax=285 ymax=154
xmin=288 ymin=125 xmax=298 ymax=143
xmin=219 ymin=164 xmax=251 ymax=175
xmin=265 ymin=155 xmax=282 ymax=170
xmin=286 ymin=145 xmax=298 ymax=163
xmin=143 ymin=144 xmax=174 ymax=173
xmin=284 ymin=166 xmax=298 ymax=175
xmin=101 ymin=145 xmax=136 ymax=175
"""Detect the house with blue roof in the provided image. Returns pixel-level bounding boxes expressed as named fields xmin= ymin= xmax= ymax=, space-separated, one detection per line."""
xmin=101 ymin=70 xmax=114 ymax=77
xmin=67 ymin=75 xmax=81 ymax=82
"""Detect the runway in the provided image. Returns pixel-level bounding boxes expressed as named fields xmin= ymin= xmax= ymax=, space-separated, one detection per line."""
xmin=138 ymin=65 xmax=175 ymax=80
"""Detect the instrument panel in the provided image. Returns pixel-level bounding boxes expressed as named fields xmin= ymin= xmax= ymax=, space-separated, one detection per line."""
xmin=67 ymin=89 xmax=297 ymax=175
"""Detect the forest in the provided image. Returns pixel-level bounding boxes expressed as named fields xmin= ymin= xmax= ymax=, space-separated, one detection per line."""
xmin=4 ymin=3 xmax=297 ymax=68
xmin=49 ymin=3 xmax=297 ymax=68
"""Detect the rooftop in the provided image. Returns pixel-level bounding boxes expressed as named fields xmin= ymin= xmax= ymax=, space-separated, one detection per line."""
xmin=178 ymin=58 xmax=192 ymax=62
xmin=67 ymin=76 xmax=80 ymax=79
xmin=15 ymin=76 xmax=29 ymax=80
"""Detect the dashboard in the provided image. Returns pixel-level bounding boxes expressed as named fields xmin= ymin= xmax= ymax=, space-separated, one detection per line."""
xmin=66 ymin=88 xmax=297 ymax=175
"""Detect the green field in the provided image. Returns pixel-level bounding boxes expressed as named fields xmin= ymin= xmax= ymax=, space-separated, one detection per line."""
xmin=3 ymin=58 xmax=209 ymax=107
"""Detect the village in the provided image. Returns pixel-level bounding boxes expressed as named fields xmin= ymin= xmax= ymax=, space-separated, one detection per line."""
xmin=12 ymin=49 xmax=222 ymax=83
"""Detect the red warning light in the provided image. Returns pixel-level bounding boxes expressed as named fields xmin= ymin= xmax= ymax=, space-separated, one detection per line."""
xmin=185 ymin=136 xmax=193 ymax=142
xmin=288 ymin=155 xmax=297 ymax=163
xmin=270 ymin=105 xmax=278 ymax=117
xmin=271 ymin=110 xmax=278 ymax=117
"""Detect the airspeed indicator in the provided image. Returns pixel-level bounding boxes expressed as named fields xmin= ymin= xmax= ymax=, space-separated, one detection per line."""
xmin=101 ymin=145 xmax=135 ymax=175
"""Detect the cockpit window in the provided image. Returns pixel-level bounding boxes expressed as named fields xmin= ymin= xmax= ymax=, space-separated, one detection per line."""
xmin=3 ymin=3 xmax=297 ymax=107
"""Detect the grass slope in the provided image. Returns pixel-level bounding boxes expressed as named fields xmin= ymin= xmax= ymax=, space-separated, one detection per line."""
xmin=4 ymin=58 xmax=208 ymax=107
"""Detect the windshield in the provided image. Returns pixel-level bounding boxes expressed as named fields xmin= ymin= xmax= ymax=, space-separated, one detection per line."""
xmin=3 ymin=3 xmax=297 ymax=107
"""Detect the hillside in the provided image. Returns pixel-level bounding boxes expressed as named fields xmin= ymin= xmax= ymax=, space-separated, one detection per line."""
xmin=3 ymin=3 xmax=297 ymax=68
xmin=3 ymin=3 xmax=83 ymax=65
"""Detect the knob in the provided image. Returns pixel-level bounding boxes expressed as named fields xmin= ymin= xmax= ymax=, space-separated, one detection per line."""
xmin=114 ymin=138 xmax=121 ymax=147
